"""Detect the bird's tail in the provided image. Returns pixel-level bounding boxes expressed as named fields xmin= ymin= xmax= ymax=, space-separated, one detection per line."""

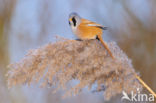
xmin=97 ymin=35 xmax=114 ymax=59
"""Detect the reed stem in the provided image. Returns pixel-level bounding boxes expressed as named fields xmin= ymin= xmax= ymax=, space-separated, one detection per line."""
xmin=135 ymin=74 xmax=156 ymax=98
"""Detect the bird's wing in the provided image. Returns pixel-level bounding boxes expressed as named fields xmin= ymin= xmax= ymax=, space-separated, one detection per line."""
xmin=81 ymin=19 xmax=107 ymax=30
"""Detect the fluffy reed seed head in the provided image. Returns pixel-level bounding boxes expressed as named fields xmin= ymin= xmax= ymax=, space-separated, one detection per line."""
xmin=7 ymin=38 xmax=142 ymax=100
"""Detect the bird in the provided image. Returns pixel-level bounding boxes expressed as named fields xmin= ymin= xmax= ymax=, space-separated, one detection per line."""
xmin=68 ymin=12 xmax=114 ymax=59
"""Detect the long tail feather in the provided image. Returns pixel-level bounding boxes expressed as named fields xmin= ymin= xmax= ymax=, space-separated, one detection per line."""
xmin=97 ymin=35 xmax=114 ymax=59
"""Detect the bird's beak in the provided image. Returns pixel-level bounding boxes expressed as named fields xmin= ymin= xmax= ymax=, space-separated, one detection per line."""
xmin=69 ymin=18 xmax=72 ymax=22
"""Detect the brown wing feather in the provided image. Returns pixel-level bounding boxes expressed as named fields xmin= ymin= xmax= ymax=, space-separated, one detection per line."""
xmin=81 ymin=19 xmax=107 ymax=30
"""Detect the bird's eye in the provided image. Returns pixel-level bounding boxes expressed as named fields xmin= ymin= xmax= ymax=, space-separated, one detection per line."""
xmin=69 ymin=21 xmax=71 ymax=25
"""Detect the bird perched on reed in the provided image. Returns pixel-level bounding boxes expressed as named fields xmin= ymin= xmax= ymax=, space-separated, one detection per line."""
xmin=68 ymin=12 xmax=114 ymax=59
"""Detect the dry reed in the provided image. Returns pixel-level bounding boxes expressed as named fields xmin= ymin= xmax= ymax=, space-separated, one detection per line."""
xmin=7 ymin=38 xmax=144 ymax=100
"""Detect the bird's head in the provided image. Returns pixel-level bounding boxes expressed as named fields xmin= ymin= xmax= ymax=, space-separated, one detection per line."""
xmin=69 ymin=12 xmax=81 ymax=28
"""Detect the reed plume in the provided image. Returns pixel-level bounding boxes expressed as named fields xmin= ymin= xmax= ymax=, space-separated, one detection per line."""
xmin=7 ymin=37 xmax=144 ymax=100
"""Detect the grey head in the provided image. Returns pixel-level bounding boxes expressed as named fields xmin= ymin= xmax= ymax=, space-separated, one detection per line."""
xmin=69 ymin=12 xmax=81 ymax=28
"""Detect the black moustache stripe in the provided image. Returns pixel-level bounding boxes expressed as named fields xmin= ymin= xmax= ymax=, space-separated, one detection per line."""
xmin=72 ymin=17 xmax=76 ymax=27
